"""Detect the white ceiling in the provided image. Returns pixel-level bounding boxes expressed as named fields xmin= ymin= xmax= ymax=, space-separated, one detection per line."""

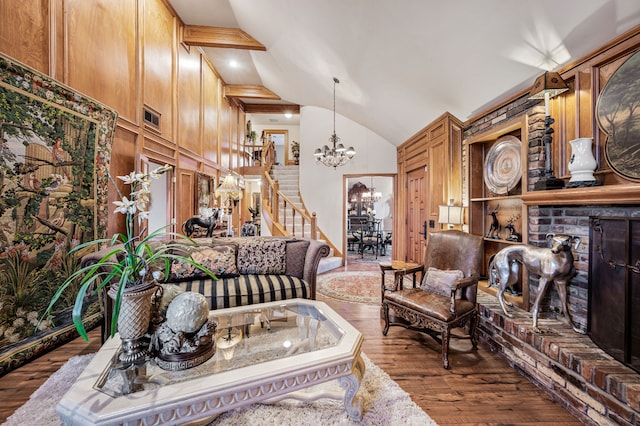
xmin=169 ymin=0 xmax=640 ymax=146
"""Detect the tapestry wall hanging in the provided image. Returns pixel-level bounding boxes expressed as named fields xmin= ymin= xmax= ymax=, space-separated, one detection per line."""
xmin=0 ymin=53 xmax=117 ymax=375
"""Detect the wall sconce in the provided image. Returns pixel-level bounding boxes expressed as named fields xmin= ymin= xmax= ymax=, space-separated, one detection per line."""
xmin=438 ymin=199 xmax=464 ymax=229
xmin=528 ymin=71 xmax=569 ymax=190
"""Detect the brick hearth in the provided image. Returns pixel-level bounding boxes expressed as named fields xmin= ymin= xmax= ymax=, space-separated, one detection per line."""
xmin=477 ymin=292 xmax=640 ymax=425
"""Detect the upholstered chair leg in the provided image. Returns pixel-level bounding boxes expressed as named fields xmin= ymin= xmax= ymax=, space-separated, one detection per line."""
xmin=382 ymin=302 xmax=390 ymax=336
xmin=442 ymin=328 xmax=451 ymax=369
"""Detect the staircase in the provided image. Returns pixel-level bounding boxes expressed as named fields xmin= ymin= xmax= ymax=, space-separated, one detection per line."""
xmin=270 ymin=165 xmax=341 ymax=273
xmin=270 ymin=165 xmax=308 ymax=235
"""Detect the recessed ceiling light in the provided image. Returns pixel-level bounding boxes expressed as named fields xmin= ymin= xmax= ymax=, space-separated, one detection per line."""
xmin=229 ymin=60 xmax=238 ymax=68
xmin=284 ymin=112 xmax=292 ymax=118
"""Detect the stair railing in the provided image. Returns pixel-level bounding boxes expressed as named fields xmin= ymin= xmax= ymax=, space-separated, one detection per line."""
xmin=259 ymin=141 xmax=340 ymax=257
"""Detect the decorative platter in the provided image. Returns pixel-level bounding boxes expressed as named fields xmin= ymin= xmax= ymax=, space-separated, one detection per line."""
xmin=483 ymin=135 xmax=522 ymax=195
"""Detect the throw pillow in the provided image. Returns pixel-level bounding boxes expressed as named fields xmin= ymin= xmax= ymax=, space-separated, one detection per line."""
xmin=168 ymin=244 xmax=238 ymax=281
xmin=285 ymin=239 xmax=311 ymax=279
xmin=237 ymin=238 xmax=287 ymax=275
xmin=420 ymin=267 xmax=464 ymax=296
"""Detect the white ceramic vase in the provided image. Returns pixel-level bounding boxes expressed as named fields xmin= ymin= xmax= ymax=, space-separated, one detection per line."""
xmin=568 ymin=137 xmax=597 ymax=183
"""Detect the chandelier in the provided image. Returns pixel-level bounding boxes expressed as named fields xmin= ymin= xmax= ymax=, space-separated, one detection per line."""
xmin=314 ymin=77 xmax=356 ymax=168
xmin=362 ymin=177 xmax=382 ymax=214
xmin=362 ymin=190 xmax=382 ymax=204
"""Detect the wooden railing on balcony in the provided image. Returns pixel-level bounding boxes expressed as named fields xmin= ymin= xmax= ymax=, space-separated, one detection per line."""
xmin=258 ymin=141 xmax=341 ymax=257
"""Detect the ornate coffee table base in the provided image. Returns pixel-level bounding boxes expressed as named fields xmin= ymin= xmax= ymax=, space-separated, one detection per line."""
xmin=57 ymin=300 xmax=365 ymax=425
xmin=264 ymin=353 xmax=366 ymax=421
xmin=340 ymin=354 xmax=366 ymax=421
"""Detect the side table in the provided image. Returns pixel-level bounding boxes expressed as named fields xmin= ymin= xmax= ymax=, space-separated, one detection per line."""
xmin=379 ymin=260 xmax=423 ymax=304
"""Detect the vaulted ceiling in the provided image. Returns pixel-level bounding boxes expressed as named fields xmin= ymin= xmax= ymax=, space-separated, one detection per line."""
xmin=168 ymin=0 xmax=640 ymax=146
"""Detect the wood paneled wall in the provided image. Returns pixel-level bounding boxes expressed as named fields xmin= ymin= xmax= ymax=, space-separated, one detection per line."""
xmin=0 ymin=0 xmax=245 ymax=237
xmin=395 ymin=113 xmax=463 ymax=262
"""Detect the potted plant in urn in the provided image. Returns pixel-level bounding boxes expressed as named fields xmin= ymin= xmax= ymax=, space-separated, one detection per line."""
xmin=43 ymin=164 xmax=215 ymax=363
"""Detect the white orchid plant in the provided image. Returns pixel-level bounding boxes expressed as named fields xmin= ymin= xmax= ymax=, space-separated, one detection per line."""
xmin=43 ymin=164 xmax=215 ymax=341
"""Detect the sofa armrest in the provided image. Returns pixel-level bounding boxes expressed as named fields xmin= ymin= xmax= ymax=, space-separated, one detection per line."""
xmin=303 ymin=239 xmax=330 ymax=299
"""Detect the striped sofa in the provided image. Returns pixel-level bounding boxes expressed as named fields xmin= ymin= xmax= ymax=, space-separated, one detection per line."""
xmin=84 ymin=236 xmax=330 ymax=342
xmin=171 ymin=236 xmax=330 ymax=309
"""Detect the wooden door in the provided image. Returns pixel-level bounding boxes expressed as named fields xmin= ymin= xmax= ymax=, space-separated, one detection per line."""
xmin=407 ymin=168 xmax=427 ymax=263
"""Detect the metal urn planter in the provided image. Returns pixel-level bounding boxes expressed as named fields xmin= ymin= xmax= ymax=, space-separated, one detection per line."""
xmin=108 ymin=283 xmax=159 ymax=365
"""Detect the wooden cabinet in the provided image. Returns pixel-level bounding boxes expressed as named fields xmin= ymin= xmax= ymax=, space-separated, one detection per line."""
xmin=467 ymin=116 xmax=528 ymax=309
xmin=396 ymin=113 xmax=463 ymax=263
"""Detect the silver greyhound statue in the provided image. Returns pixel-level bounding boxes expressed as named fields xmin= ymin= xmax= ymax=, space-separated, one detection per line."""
xmin=488 ymin=233 xmax=584 ymax=334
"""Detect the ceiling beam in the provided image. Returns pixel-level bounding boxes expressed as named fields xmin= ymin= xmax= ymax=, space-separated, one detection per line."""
xmin=243 ymin=104 xmax=301 ymax=114
xmin=225 ymin=85 xmax=280 ymax=99
xmin=182 ymin=25 xmax=266 ymax=50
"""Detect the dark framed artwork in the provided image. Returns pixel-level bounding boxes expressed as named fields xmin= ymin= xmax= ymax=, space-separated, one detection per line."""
xmin=0 ymin=53 xmax=117 ymax=374
xmin=597 ymin=49 xmax=640 ymax=182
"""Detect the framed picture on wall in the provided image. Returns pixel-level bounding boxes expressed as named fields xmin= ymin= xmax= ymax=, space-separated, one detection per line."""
xmin=196 ymin=172 xmax=215 ymax=211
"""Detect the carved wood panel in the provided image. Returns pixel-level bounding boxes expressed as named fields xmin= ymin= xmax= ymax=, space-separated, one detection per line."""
xmin=66 ymin=0 xmax=138 ymax=122
xmin=0 ymin=0 xmax=49 ymax=74
xmin=178 ymin=49 xmax=202 ymax=154
xmin=144 ymin=0 xmax=175 ymax=138
xmin=203 ymin=65 xmax=220 ymax=164
xmin=177 ymin=169 xmax=195 ymax=232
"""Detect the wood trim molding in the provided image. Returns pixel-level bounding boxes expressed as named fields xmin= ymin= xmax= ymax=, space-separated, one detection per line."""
xmin=182 ymin=25 xmax=266 ymax=50
xmin=243 ymin=103 xmax=300 ymax=114
xmin=522 ymin=184 xmax=640 ymax=205
xmin=225 ymin=85 xmax=280 ymax=99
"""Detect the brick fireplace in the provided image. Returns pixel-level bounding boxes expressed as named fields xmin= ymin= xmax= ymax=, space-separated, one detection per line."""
xmin=466 ymin=105 xmax=640 ymax=424
xmin=476 ymin=205 xmax=640 ymax=425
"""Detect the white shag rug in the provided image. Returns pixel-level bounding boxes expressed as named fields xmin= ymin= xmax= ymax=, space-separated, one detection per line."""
xmin=4 ymin=352 xmax=437 ymax=426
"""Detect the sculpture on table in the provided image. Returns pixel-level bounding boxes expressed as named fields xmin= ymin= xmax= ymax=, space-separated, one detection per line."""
xmin=486 ymin=206 xmax=500 ymax=239
xmin=487 ymin=233 xmax=583 ymax=334
xmin=151 ymin=291 xmax=217 ymax=371
xmin=505 ymin=214 xmax=522 ymax=242
xmin=182 ymin=208 xmax=221 ymax=237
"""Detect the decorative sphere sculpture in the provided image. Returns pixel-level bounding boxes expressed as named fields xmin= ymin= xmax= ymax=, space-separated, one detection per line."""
xmin=165 ymin=292 xmax=209 ymax=333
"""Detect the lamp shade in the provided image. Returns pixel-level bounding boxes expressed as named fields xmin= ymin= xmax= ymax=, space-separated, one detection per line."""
xmin=215 ymin=174 xmax=243 ymax=201
xmin=528 ymin=71 xmax=569 ymax=99
xmin=438 ymin=205 xmax=464 ymax=225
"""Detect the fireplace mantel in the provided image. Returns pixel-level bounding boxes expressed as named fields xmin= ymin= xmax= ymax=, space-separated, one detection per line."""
xmin=522 ymin=183 xmax=640 ymax=205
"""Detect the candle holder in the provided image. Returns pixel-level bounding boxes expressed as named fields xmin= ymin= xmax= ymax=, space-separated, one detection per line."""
xmin=528 ymin=71 xmax=569 ymax=191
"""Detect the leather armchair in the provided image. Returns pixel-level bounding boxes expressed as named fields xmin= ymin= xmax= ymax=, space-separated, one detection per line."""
xmin=382 ymin=230 xmax=483 ymax=369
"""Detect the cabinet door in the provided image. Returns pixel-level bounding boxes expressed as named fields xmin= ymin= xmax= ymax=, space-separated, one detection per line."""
xmin=428 ymin=134 xmax=447 ymax=225
xmin=177 ymin=169 xmax=196 ymax=233
xmin=407 ymin=168 xmax=427 ymax=263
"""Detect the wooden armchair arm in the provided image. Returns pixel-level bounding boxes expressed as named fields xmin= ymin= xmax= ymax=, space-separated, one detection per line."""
xmin=380 ymin=261 xmax=423 ymax=290
xmin=450 ymin=275 xmax=478 ymax=291
xmin=448 ymin=276 xmax=479 ymax=313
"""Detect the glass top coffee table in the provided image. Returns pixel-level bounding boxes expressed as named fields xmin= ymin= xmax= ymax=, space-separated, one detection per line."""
xmin=56 ymin=299 xmax=365 ymax=425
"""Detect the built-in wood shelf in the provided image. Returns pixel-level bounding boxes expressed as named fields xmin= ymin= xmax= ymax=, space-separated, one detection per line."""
xmin=522 ymin=184 xmax=640 ymax=205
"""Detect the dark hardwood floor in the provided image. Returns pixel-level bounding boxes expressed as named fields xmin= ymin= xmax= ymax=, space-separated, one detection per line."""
xmin=0 ymin=254 xmax=581 ymax=425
